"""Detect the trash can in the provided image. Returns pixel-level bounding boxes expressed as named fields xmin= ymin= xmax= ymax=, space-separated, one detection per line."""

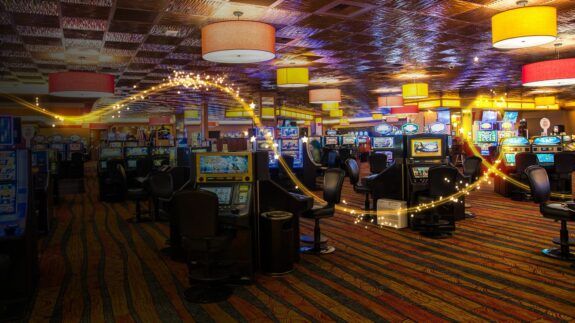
xmin=260 ymin=211 xmax=294 ymax=275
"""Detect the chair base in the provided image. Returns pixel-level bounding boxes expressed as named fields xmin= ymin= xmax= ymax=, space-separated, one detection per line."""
xmin=300 ymin=234 xmax=327 ymax=244
xmin=300 ymin=245 xmax=335 ymax=254
xmin=464 ymin=211 xmax=476 ymax=219
xmin=184 ymin=285 xmax=233 ymax=304
xmin=552 ymin=237 xmax=575 ymax=246
xmin=542 ymin=248 xmax=575 ymax=261
xmin=420 ymin=231 xmax=452 ymax=239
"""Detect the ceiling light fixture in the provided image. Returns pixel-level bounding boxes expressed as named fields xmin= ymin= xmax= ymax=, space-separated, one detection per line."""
xmin=522 ymin=44 xmax=575 ymax=87
xmin=402 ymin=83 xmax=428 ymax=99
xmin=378 ymin=96 xmax=404 ymax=108
xmin=491 ymin=1 xmax=557 ymax=49
xmin=277 ymin=67 xmax=309 ymax=88
xmin=309 ymin=89 xmax=341 ymax=104
xmin=49 ymin=72 xmax=115 ymax=98
xmin=390 ymin=105 xmax=419 ymax=115
xmin=201 ymin=11 xmax=275 ymax=64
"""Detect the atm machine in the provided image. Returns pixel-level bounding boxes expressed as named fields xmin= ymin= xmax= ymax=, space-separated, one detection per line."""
xmin=531 ymin=136 xmax=563 ymax=169
xmin=0 ymin=149 xmax=38 ymax=310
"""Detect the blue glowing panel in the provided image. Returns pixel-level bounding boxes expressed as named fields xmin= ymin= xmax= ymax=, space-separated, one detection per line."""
xmin=533 ymin=136 xmax=561 ymax=146
xmin=501 ymin=137 xmax=529 ymax=147
xmin=537 ymin=153 xmax=554 ymax=164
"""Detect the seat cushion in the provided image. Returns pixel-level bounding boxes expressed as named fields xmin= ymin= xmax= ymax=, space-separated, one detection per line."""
xmin=541 ymin=203 xmax=575 ymax=221
xmin=354 ymin=184 xmax=370 ymax=194
xmin=303 ymin=204 xmax=335 ymax=219
xmin=127 ymin=188 xmax=148 ymax=200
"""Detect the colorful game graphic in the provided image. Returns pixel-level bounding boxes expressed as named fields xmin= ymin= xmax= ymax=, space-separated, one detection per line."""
xmin=0 ymin=151 xmax=16 ymax=181
xmin=0 ymin=183 xmax=16 ymax=215
xmin=372 ymin=137 xmax=394 ymax=149
xmin=533 ymin=136 xmax=561 ymax=146
xmin=281 ymin=139 xmax=299 ymax=150
xmin=200 ymin=155 xmax=249 ymax=174
xmin=411 ymin=139 xmax=442 ymax=158
xmin=125 ymin=147 xmax=149 ymax=157
xmin=280 ymin=127 xmax=299 ymax=139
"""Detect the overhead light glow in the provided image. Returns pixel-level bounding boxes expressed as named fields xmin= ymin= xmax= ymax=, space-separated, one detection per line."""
xmin=402 ymin=83 xmax=428 ymax=99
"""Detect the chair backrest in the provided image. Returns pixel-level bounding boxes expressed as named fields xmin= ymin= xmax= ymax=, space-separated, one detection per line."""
xmin=169 ymin=166 xmax=192 ymax=191
xmin=515 ymin=152 xmax=538 ymax=173
xmin=344 ymin=158 xmax=360 ymax=186
xmin=463 ymin=156 xmax=482 ymax=181
xmin=326 ymin=150 xmax=338 ymax=168
xmin=554 ymin=152 xmax=575 ymax=174
xmin=148 ymin=171 xmax=174 ymax=198
xmin=136 ymin=158 xmax=153 ymax=177
xmin=173 ymin=190 xmax=219 ymax=240
xmin=525 ymin=165 xmax=550 ymax=203
xmin=323 ymin=168 xmax=346 ymax=205
xmin=428 ymin=165 xmax=459 ymax=198
xmin=369 ymin=153 xmax=387 ymax=174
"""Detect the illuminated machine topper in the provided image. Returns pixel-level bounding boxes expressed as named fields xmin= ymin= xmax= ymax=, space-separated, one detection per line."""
xmin=533 ymin=136 xmax=561 ymax=146
xmin=480 ymin=122 xmax=493 ymax=130
xmin=429 ymin=122 xmax=446 ymax=134
xmin=125 ymin=147 xmax=149 ymax=157
xmin=402 ymin=123 xmax=419 ymax=134
xmin=501 ymin=137 xmax=529 ymax=147
xmin=410 ymin=138 xmax=442 ymax=158
xmin=326 ymin=129 xmax=337 ymax=136
xmin=375 ymin=122 xmax=393 ymax=135
xmin=101 ymin=148 xmax=122 ymax=159
xmin=256 ymin=127 xmax=275 ymax=140
xmin=540 ymin=118 xmax=550 ymax=135
xmin=196 ymin=152 xmax=253 ymax=183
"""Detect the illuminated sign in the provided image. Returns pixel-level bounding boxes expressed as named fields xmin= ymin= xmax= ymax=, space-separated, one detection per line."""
xmin=402 ymin=123 xmax=419 ymax=134
xmin=375 ymin=123 xmax=393 ymax=135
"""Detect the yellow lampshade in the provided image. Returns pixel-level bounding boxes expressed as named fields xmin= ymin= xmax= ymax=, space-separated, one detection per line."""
xmin=329 ymin=109 xmax=343 ymax=117
xmin=492 ymin=6 xmax=556 ymax=49
xmin=310 ymin=89 xmax=341 ymax=104
xmin=340 ymin=118 xmax=349 ymax=125
xmin=534 ymin=96 xmax=555 ymax=106
xmin=321 ymin=102 xmax=339 ymax=111
xmin=402 ymin=83 xmax=428 ymax=99
xmin=277 ymin=67 xmax=309 ymax=88
xmin=372 ymin=113 xmax=383 ymax=120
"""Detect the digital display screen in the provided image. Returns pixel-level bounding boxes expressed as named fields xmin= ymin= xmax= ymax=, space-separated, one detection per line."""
xmin=69 ymin=143 xmax=82 ymax=151
xmin=200 ymin=186 xmax=232 ymax=205
xmin=533 ymin=136 xmax=561 ymax=146
xmin=482 ymin=111 xmax=498 ymax=122
xmin=501 ymin=137 xmax=529 ymax=147
xmin=410 ymin=138 xmax=442 ymax=158
xmin=100 ymin=161 xmax=107 ymax=169
xmin=372 ymin=137 xmax=394 ymax=149
xmin=477 ymin=130 xmax=498 ymax=143
xmin=199 ymin=155 xmax=249 ymax=174
xmin=537 ymin=153 xmax=554 ymax=164
xmin=280 ymin=127 xmax=299 ymax=139
xmin=0 ymin=183 xmax=16 ymax=215
xmin=503 ymin=111 xmax=518 ymax=123
xmin=412 ymin=166 xmax=430 ymax=179
xmin=437 ymin=110 xmax=451 ymax=125
xmin=109 ymin=142 xmax=123 ymax=148
xmin=358 ymin=138 xmax=367 ymax=144
xmin=125 ymin=147 xmax=149 ymax=157
xmin=256 ymin=127 xmax=275 ymax=140
xmin=325 ymin=137 xmax=338 ymax=145
xmin=505 ymin=153 xmax=516 ymax=165
xmin=281 ymin=139 xmax=299 ymax=151
xmin=376 ymin=151 xmax=393 ymax=162
xmin=127 ymin=160 xmax=137 ymax=168
xmin=100 ymin=148 xmax=122 ymax=159
xmin=256 ymin=140 xmax=272 ymax=151
xmin=342 ymin=137 xmax=356 ymax=145
xmin=153 ymin=159 xmax=164 ymax=167
xmin=0 ymin=151 xmax=16 ymax=181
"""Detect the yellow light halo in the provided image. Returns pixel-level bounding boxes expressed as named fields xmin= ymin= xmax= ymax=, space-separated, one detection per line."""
xmin=277 ymin=67 xmax=309 ymax=88
xmin=491 ymin=5 xmax=557 ymax=49
xmin=402 ymin=83 xmax=428 ymax=99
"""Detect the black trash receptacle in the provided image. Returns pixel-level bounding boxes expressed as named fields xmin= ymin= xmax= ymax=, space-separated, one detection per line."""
xmin=260 ymin=211 xmax=294 ymax=275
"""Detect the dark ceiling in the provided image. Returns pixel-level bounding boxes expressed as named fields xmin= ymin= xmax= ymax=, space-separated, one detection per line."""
xmin=0 ymin=0 xmax=574 ymax=118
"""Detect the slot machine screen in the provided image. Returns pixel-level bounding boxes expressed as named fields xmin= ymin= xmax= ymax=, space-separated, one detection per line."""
xmin=280 ymin=127 xmax=299 ymax=139
xmin=256 ymin=140 xmax=272 ymax=150
xmin=101 ymin=148 xmax=122 ymax=159
xmin=325 ymin=137 xmax=338 ymax=145
xmin=503 ymin=111 xmax=518 ymax=123
xmin=109 ymin=142 xmax=123 ymax=148
xmin=412 ymin=166 xmax=430 ymax=179
xmin=0 ymin=151 xmax=16 ymax=181
xmin=477 ymin=130 xmax=498 ymax=143
xmin=199 ymin=155 xmax=249 ymax=174
xmin=199 ymin=186 xmax=233 ymax=205
xmin=410 ymin=138 xmax=442 ymax=158
xmin=126 ymin=147 xmax=149 ymax=157
xmin=100 ymin=161 xmax=108 ymax=169
xmin=153 ymin=159 xmax=164 ymax=167
xmin=376 ymin=151 xmax=393 ymax=162
xmin=127 ymin=160 xmax=138 ymax=169
xmin=69 ymin=143 xmax=82 ymax=151
xmin=437 ymin=110 xmax=451 ymax=125
xmin=0 ymin=183 xmax=16 ymax=215
xmin=482 ymin=111 xmax=498 ymax=123
xmin=51 ymin=143 xmax=64 ymax=151
xmin=537 ymin=153 xmax=554 ymax=164
xmin=504 ymin=153 xmax=516 ymax=165
xmin=342 ymin=137 xmax=356 ymax=145
xmin=372 ymin=137 xmax=394 ymax=149
xmin=281 ymin=139 xmax=299 ymax=150
xmin=357 ymin=138 xmax=367 ymax=144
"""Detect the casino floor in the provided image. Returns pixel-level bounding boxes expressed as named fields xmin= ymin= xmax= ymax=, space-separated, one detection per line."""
xmin=23 ymin=162 xmax=575 ymax=322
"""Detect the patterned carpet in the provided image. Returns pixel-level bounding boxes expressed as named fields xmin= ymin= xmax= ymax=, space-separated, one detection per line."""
xmin=23 ymin=163 xmax=575 ymax=322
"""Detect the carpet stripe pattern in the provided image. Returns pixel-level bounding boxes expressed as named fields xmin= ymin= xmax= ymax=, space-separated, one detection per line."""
xmin=25 ymin=163 xmax=575 ymax=322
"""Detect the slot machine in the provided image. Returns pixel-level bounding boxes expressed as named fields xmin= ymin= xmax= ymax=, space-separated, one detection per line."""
xmin=340 ymin=135 xmax=358 ymax=162
xmin=253 ymin=127 xmax=277 ymax=170
xmin=278 ymin=126 xmax=303 ymax=170
xmin=563 ymin=135 xmax=575 ymax=152
xmin=494 ymin=136 xmax=531 ymax=196
xmin=49 ymin=142 xmax=67 ymax=161
xmin=124 ymin=147 xmax=150 ymax=172
xmin=192 ymin=152 xmax=258 ymax=280
xmin=405 ymin=134 xmax=449 ymax=205
xmin=531 ymin=136 xmax=563 ymax=168
xmin=98 ymin=147 xmax=124 ymax=174
xmin=371 ymin=135 xmax=403 ymax=167
xmin=475 ymin=129 xmax=499 ymax=157
xmin=151 ymin=147 xmax=174 ymax=168
xmin=31 ymin=150 xmax=53 ymax=232
xmin=0 ymin=148 xmax=37 ymax=303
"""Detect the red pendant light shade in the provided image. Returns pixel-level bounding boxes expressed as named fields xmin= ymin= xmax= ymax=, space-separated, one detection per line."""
xmin=49 ymin=72 xmax=115 ymax=98
xmin=390 ymin=105 xmax=419 ymax=115
xmin=522 ymin=58 xmax=575 ymax=87
xmin=378 ymin=96 xmax=403 ymax=108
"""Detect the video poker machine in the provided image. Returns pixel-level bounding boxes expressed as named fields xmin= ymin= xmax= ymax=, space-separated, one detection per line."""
xmin=371 ymin=135 xmax=404 ymax=166
xmin=151 ymin=147 xmax=174 ymax=168
xmin=124 ymin=146 xmax=149 ymax=172
xmin=278 ymin=126 xmax=303 ymax=169
xmin=98 ymin=147 xmax=124 ymax=174
xmin=494 ymin=136 xmax=531 ymax=196
xmin=531 ymin=136 xmax=563 ymax=168
xmin=405 ymin=134 xmax=449 ymax=205
xmin=191 ymin=152 xmax=260 ymax=279
xmin=0 ymin=149 xmax=38 ymax=305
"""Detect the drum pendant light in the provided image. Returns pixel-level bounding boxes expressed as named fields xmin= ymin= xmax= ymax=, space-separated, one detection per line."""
xmin=49 ymin=72 xmax=114 ymax=98
xmin=491 ymin=2 xmax=556 ymax=49
xmin=378 ymin=96 xmax=403 ymax=108
xmin=277 ymin=67 xmax=309 ymax=88
xmin=309 ymin=89 xmax=341 ymax=104
xmin=202 ymin=11 xmax=275 ymax=64
xmin=523 ymin=58 xmax=575 ymax=87
xmin=402 ymin=83 xmax=428 ymax=99
xmin=321 ymin=102 xmax=339 ymax=111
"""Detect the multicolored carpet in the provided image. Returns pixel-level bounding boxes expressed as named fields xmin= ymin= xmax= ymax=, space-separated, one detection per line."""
xmin=24 ymin=163 xmax=575 ymax=322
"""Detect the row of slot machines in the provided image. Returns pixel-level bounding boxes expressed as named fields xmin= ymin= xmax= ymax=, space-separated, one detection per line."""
xmin=499 ymin=135 xmax=572 ymax=169
xmin=253 ymin=127 xmax=304 ymax=170
xmin=32 ymin=142 xmax=84 ymax=162
xmin=98 ymin=146 xmax=176 ymax=173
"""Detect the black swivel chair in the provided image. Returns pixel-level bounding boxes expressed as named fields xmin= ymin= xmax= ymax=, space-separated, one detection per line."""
xmin=462 ymin=156 xmax=483 ymax=218
xmin=324 ymin=149 xmax=339 ymax=169
xmin=550 ymin=152 xmax=575 ymax=193
xmin=414 ymin=166 xmax=460 ymax=238
xmin=136 ymin=158 xmax=153 ymax=179
xmin=69 ymin=152 xmax=85 ymax=178
xmin=345 ymin=158 xmax=372 ymax=211
xmin=526 ymin=166 xmax=575 ymax=261
xmin=510 ymin=152 xmax=538 ymax=200
xmin=366 ymin=161 xmax=402 ymax=207
xmin=174 ymin=190 xmax=234 ymax=303
xmin=119 ymin=164 xmax=152 ymax=223
xmin=301 ymin=168 xmax=345 ymax=254
xmin=0 ymin=254 xmax=11 ymax=277
xmin=369 ymin=153 xmax=388 ymax=174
